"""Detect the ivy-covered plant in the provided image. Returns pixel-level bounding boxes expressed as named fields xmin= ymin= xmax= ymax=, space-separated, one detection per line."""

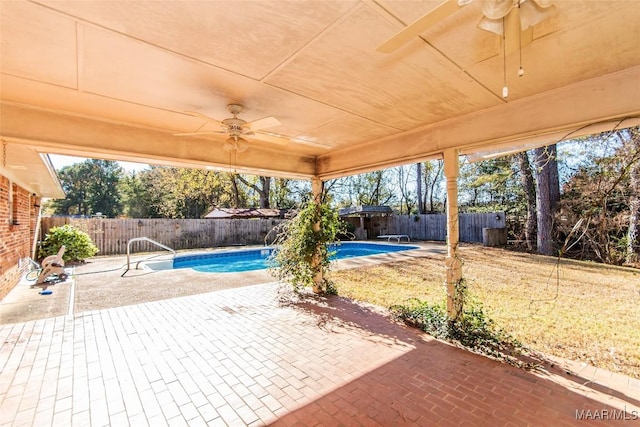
xmin=39 ymin=224 xmax=99 ymax=263
xmin=390 ymin=298 xmax=532 ymax=369
xmin=268 ymin=201 xmax=346 ymax=294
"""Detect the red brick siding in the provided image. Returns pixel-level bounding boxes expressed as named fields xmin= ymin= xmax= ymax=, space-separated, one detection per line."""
xmin=0 ymin=176 xmax=40 ymax=300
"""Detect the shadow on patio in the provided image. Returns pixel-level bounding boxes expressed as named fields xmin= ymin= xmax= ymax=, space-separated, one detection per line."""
xmin=274 ymin=294 xmax=640 ymax=426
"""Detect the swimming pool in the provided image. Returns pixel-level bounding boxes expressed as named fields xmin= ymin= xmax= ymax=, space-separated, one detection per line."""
xmin=162 ymin=242 xmax=419 ymax=273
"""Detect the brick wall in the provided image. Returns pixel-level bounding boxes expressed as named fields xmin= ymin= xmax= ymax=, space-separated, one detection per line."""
xmin=0 ymin=175 xmax=40 ymax=300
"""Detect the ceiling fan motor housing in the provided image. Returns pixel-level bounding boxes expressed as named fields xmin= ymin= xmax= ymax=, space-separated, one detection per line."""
xmin=222 ymin=118 xmax=247 ymax=136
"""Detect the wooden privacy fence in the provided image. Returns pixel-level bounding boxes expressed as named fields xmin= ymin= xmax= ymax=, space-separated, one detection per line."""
xmin=386 ymin=212 xmax=506 ymax=243
xmin=40 ymin=217 xmax=286 ymax=255
xmin=40 ymin=212 xmax=505 ymax=255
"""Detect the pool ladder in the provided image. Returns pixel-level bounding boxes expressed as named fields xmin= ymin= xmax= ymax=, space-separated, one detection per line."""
xmin=123 ymin=237 xmax=176 ymax=276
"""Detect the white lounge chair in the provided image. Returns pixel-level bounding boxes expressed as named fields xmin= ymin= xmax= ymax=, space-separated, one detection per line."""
xmin=377 ymin=234 xmax=411 ymax=243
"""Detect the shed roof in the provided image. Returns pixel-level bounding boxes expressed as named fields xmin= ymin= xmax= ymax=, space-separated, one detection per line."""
xmin=339 ymin=206 xmax=394 ymax=217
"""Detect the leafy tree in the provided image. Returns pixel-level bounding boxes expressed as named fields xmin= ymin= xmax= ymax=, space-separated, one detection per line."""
xmin=327 ymin=171 xmax=395 ymax=208
xmin=139 ymin=166 xmax=238 ymax=218
xmin=49 ymin=159 xmax=123 ymax=217
xmin=119 ymin=171 xmax=155 ymax=218
xmin=49 ymin=163 xmax=90 ymax=216
xmin=459 ymin=157 xmax=523 ymax=213
xmin=85 ymin=160 xmax=123 ymax=217
xmin=558 ymin=127 xmax=640 ymax=264
xmin=236 ymin=175 xmax=272 ymax=208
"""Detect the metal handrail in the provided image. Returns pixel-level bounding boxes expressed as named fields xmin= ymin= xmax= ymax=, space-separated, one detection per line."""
xmin=125 ymin=237 xmax=175 ymax=273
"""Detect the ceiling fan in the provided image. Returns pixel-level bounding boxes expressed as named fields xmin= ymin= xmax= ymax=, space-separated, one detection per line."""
xmin=176 ymin=104 xmax=289 ymax=152
xmin=376 ymin=0 xmax=556 ymax=55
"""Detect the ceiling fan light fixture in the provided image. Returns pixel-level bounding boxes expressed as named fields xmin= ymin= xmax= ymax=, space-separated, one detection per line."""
xmin=236 ymin=138 xmax=249 ymax=153
xmin=223 ymin=136 xmax=250 ymax=153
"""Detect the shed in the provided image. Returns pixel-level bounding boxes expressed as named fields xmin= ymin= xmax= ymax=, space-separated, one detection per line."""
xmin=339 ymin=206 xmax=394 ymax=240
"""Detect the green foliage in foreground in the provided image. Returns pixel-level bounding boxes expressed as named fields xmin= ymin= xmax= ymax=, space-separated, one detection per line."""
xmin=39 ymin=224 xmax=99 ymax=262
xmin=269 ymin=201 xmax=346 ymax=294
xmin=390 ymin=299 xmax=531 ymax=368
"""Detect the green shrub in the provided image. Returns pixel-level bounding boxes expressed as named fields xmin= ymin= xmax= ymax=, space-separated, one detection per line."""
xmin=39 ymin=224 xmax=99 ymax=262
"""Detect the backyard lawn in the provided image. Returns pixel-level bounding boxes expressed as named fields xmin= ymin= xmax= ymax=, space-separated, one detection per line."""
xmin=329 ymin=244 xmax=640 ymax=379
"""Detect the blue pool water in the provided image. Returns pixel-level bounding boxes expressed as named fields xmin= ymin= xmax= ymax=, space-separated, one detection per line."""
xmin=172 ymin=242 xmax=419 ymax=273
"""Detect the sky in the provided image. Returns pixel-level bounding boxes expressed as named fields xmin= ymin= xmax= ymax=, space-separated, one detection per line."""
xmin=48 ymin=154 xmax=150 ymax=173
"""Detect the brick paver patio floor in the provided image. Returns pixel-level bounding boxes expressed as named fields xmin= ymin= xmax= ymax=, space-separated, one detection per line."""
xmin=1 ymin=282 xmax=638 ymax=426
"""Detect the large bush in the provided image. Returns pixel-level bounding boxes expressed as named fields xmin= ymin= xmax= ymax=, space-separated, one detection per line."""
xmin=268 ymin=201 xmax=346 ymax=294
xmin=39 ymin=224 xmax=99 ymax=262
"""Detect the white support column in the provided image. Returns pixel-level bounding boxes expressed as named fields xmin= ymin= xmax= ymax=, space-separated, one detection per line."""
xmin=311 ymin=176 xmax=324 ymax=293
xmin=443 ymin=149 xmax=463 ymax=319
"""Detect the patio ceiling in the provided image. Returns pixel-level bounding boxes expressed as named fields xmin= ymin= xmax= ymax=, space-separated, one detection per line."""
xmin=1 ymin=0 xmax=639 ymax=197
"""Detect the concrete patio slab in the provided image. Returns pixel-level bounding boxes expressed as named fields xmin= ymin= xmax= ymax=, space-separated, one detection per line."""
xmin=1 ymin=282 xmax=638 ymax=426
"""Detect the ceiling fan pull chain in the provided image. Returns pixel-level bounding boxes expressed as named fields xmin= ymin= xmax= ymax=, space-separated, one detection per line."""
xmin=502 ymin=16 xmax=508 ymax=99
xmin=518 ymin=1 xmax=525 ymax=78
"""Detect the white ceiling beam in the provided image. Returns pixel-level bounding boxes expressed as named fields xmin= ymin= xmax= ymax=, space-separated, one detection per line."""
xmin=317 ymin=67 xmax=640 ymax=180
xmin=0 ymin=103 xmax=318 ymax=180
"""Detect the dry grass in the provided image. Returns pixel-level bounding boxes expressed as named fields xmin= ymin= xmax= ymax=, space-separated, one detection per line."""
xmin=329 ymin=245 xmax=640 ymax=379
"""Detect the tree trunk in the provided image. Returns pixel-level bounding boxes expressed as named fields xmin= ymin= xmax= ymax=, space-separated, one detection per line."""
xmin=547 ymin=144 xmax=560 ymax=212
xmin=236 ymin=175 xmax=271 ymax=208
xmin=627 ymin=143 xmax=640 ymax=264
xmin=259 ymin=176 xmax=271 ymax=208
xmin=429 ymin=160 xmax=443 ymax=212
xmin=534 ymin=146 xmax=557 ymax=256
xmin=416 ymin=162 xmax=424 ymax=214
xmin=515 ymin=151 xmax=537 ymax=250
xmin=229 ymin=174 xmax=241 ymax=208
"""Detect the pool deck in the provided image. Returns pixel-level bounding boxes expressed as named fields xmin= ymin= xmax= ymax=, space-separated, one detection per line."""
xmin=1 ymin=242 xmax=639 ymax=426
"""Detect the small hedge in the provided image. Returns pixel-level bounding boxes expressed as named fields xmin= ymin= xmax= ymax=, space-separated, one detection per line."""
xmin=39 ymin=224 xmax=99 ymax=263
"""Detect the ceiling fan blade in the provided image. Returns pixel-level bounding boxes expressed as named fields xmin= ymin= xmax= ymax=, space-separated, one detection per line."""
xmin=174 ymin=131 xmax=224 ymax=136
xmin=245 ymin=116 xmax=281 ymax=131
xmin=376 ymin=0 xmax=467 ymax=54
xmin=248 ymin=132 xmax=290 ymax=145
xmin=184 ymin=111 xmax=223 ymax=126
